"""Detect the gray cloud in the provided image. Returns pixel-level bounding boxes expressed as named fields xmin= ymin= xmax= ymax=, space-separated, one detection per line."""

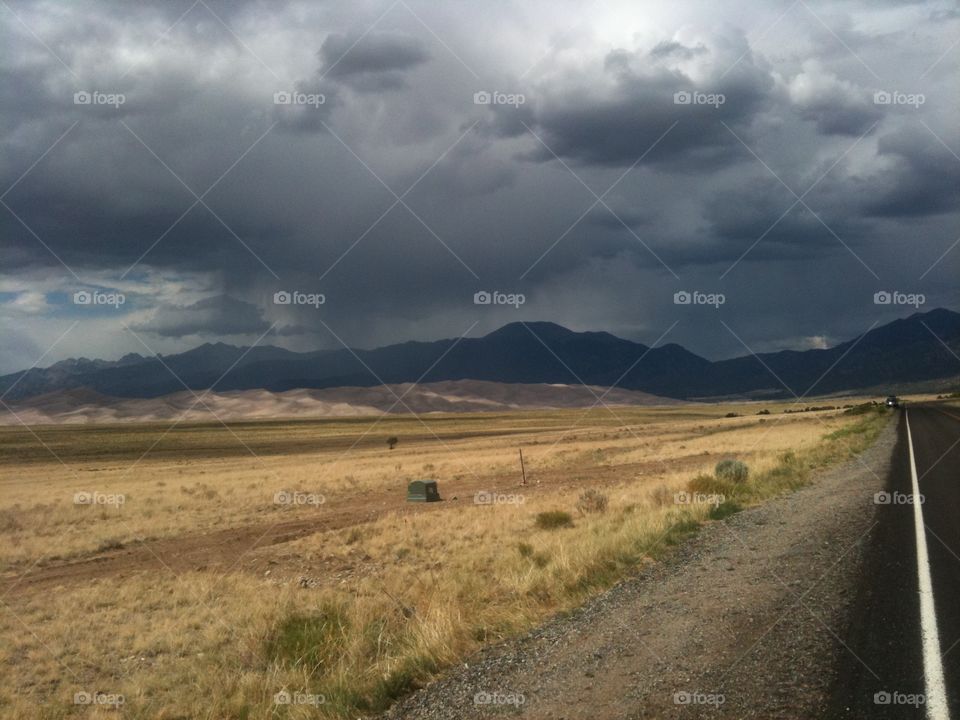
xmin=492 ymin=31 xmax=775 ymax=169
xmin=786 ymin=62 xmax=882 ymax=136
xmin=864 ymin=125 xmax=960 ymax=217
xmin=133 ymin=295 xmax=270 ymax=337
xmin=320 ymin=31 xmax=431 ymax=90
xmin=0 ymin=0 xmax=957 ymax=372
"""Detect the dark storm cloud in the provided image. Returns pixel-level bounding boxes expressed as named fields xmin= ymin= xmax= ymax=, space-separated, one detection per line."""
xmin=863 ymin=126 xmax=960 ymax=217
xmin=586 ymin=209 xmax=655 ymax=231
xmin=494 ymin=31 xmax=775 ymax=169
xmin=0 ymin=0 xmax=958 ymax=371
xmin=320 ymin=31 xmax=431 ymax=90
xmin=702 ymin=174 xmax=872 ymax=257
xmin=791 ymin=90 xmax=881 ymax=136
xmin=132 ymin=295 xmax=270 ymax=337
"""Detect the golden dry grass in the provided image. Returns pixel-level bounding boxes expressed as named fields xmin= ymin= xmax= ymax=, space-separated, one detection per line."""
xmin=0 ymin=399 xmax=890 ymax=718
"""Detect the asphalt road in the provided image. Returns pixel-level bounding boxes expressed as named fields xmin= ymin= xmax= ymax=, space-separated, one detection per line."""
xmin=831 ymin=404 xmax=960 ymax=719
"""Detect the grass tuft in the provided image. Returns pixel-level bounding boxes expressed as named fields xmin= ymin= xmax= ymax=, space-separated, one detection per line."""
xmin=535 ymin=510 xmax=574 ymax=530
xmin=709 ymin=500 xmax=743 ymax=520
xmin=265 ymin=603 xmax=350 ymax=673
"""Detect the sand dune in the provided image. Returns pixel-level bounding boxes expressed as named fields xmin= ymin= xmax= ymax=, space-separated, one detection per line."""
xmin=1 ymin=380 xmax=680 ymax=425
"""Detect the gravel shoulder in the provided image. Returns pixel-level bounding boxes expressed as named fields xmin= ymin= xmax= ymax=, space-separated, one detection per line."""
xmin=383 ymin=420 xmax=897 ymax=720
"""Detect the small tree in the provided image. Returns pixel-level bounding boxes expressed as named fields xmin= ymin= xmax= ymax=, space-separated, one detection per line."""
xmin=387 ymin=436 xmax=398 ymax=450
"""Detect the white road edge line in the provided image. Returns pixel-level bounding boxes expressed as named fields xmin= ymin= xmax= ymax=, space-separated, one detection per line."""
xmin=906 ymin=409 xmax=951 ymax=720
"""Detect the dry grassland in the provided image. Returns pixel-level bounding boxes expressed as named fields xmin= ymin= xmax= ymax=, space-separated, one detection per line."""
xmin=0 ymin=399 xmax=889 ymax=718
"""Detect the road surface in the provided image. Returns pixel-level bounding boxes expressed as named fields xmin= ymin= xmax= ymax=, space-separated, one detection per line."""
xmin=831 ymin=404 xmax=960 ymax=719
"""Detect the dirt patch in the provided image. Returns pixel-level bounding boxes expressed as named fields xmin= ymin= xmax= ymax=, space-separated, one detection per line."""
xmin=0 ymin=453 xmax=725 ymax=596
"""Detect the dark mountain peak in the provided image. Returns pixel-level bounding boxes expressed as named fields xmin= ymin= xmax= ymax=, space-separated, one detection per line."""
xmin=49 ymin=356 xmax=92 ymax=369
xmin=887 ymin=307 xmax=958 ymax=327
xmin=484 ymin=321 xmax=574 ymax=342
xmin=483 ymin=322 xmax=638 ymax=350
xmin=174 ymin=342 xmax=245 ymax=361
xmin=905 ymin=307 xmax=960 ymax=329
xmin=851 ymin=307 xmax=960 ymax=350
xmin=910 ymin=307 xmax=955 ymax=320
xmin=195 ymin=341 xmax=241 ymax=351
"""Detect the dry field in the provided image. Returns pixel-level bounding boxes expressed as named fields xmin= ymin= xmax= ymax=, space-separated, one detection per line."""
xmin=0 ymin=399 xmax=890 ymax=718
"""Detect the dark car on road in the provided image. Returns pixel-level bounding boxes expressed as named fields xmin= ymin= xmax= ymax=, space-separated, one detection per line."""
xmin=885 ymin=395 xmax=900 ymax=408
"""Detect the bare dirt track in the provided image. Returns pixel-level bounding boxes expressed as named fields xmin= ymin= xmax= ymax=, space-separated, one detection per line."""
xmin=381 ymin=421 xmax=897 ymax=720
xmin=0 ymin=453 xmax=727 ymax=597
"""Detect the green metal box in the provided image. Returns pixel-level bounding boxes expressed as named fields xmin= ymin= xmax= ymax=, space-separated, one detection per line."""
xmin=407 ymin=480 xmax=441 ymax=502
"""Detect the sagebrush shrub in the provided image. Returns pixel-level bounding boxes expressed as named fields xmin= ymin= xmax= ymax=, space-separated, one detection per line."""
xmin=576 ymin=489 xmax=609 ymax=515
xmin=715 ymin=459 xmax=749 ymax=483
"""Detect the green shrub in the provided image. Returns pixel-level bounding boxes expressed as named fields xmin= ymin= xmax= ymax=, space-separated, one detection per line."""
xmin=535 ymin=510 xmax=574 ymax=530
xmin=715 ymin=458 xmax=749 ymax=483
xmin=517 ymin=541 xmax=534 ymax=558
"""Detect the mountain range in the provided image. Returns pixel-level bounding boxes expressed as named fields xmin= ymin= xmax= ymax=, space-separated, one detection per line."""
xmin=2 ymin=308 xmax=959 ymax=403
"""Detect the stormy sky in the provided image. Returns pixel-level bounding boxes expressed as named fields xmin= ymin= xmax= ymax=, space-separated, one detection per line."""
xmin=1 ymin=0 xmax=958 ymax=374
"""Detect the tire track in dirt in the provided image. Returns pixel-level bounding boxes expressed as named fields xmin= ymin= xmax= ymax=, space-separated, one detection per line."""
xmin=0 ymin=454 xmax=726 ymax=596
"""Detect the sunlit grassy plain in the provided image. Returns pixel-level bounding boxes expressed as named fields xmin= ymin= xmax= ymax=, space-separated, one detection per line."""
xmin=0 ymin=399 xmax=891 ymax=718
